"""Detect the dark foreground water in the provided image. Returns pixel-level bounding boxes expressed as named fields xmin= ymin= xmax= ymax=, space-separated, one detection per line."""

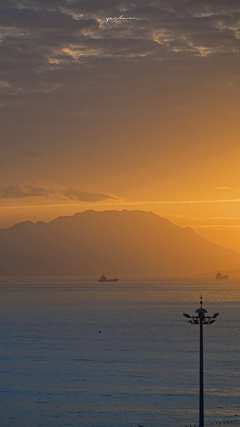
xmin=0 ymin=277 xmax=240 ymax=427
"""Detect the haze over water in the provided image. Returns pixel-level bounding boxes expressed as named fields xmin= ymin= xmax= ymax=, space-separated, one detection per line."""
xmin=0 ymin=277 xmax=240 ymax=427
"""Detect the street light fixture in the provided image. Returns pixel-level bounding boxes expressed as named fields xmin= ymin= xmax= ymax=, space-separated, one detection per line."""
xmin=183 ymin=296 xmax=219 ymax=427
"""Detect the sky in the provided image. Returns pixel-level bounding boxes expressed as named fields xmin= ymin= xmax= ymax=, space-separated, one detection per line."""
xmin=1 ymin=0 xmax=240 ymax=252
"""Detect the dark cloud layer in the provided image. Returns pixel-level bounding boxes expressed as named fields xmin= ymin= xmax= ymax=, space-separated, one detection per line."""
xmin=0 ymin=0 xmax=240 ymax=97
xmin=0 ymin=185 xmax=119 ymax=202
xmin=0 ymin=7 xmax=98 ymax=30
xmin=1 ymin=185 xmax=49 ymax=198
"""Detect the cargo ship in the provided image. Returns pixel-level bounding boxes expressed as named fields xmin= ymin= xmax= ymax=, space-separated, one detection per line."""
xmin=216 ymin=272 xmax=229 ymax=280
xmin=98 ymin=274 xmax=119 ymax=282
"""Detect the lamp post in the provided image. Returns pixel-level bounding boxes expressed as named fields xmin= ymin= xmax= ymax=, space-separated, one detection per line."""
xmin=183 ymin=296 xmax=219 ymax=427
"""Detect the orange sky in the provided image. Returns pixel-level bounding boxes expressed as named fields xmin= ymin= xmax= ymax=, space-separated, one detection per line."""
xmin=1 ymin=1 xmax=240 ymax=252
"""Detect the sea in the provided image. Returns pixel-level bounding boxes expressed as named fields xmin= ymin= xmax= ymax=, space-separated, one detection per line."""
xmin=0 ymin=276 xmax=239 ymax=427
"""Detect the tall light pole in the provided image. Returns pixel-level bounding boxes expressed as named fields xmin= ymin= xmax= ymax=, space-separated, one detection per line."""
xmin=183 ymin=296 xmax=219 ymax=427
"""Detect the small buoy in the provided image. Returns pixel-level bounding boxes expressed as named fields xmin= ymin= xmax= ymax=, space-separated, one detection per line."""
xmin=99 ymin=331 xmax=101 ymax=333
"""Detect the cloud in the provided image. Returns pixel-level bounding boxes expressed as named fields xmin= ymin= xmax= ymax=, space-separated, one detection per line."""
xmin=1 ymin=185 xmax=49 ymax=198
xmin=0 ymin=7 xmax=99 ymax=31
xmin=0 ymin=184 xmax=120 ymax=202
xmin=126 ymin=199 xmax=240 ymax=205
xmin=60 ymin=188 xmax=119 ymax=202
xmin=213 ymin=217 xmax=240 ymax=220
xmin=214 ymin=187 xmax=233 ymax=189
xmin=0 ymin=0 xmax=240 ymax=180
xmin=1 ymin=0 xmax=240 ymax=97
xmin=214 ymin=187 xmax=240 ymax=190
xmin=160 ymin=214 xmax=204 ymax=221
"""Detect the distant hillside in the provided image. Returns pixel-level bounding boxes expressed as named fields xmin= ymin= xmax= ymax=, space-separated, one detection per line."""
xmin=0 ymin=210 xmax=240 ymax=277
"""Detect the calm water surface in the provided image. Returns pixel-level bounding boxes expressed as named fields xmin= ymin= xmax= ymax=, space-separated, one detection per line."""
xmin=0 ymin=277 xmax=240 ymax=427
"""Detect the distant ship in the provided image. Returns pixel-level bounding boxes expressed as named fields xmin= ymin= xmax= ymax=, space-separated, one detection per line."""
xmin=98 ymin=274 xmax=119 ymax=282
xmin=216 ymin=272 xmax=229 ymax=280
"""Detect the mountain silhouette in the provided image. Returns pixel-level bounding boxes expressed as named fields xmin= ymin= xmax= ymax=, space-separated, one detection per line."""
xmin=0 ymin=210 xmax=240 ymax=276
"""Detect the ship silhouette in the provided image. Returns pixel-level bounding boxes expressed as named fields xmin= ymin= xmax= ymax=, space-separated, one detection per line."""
xmin=216 ymin=272 xmax=229 ymax=280
xmin=98 ymin=274 xmax=119 ymax=282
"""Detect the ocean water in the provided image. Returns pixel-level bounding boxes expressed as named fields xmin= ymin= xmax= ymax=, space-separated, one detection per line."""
xmin=0 ymin=277 xmax=240 ymax=427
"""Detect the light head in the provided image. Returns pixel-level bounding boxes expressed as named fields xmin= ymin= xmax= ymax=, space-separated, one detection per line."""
xmin=195 ymin=308 xmax=208 ymax=314
xmin=183 ymin=313 xmax=191 ymax=318
xmin=184 ymin=296 xmax=219 ymax=326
